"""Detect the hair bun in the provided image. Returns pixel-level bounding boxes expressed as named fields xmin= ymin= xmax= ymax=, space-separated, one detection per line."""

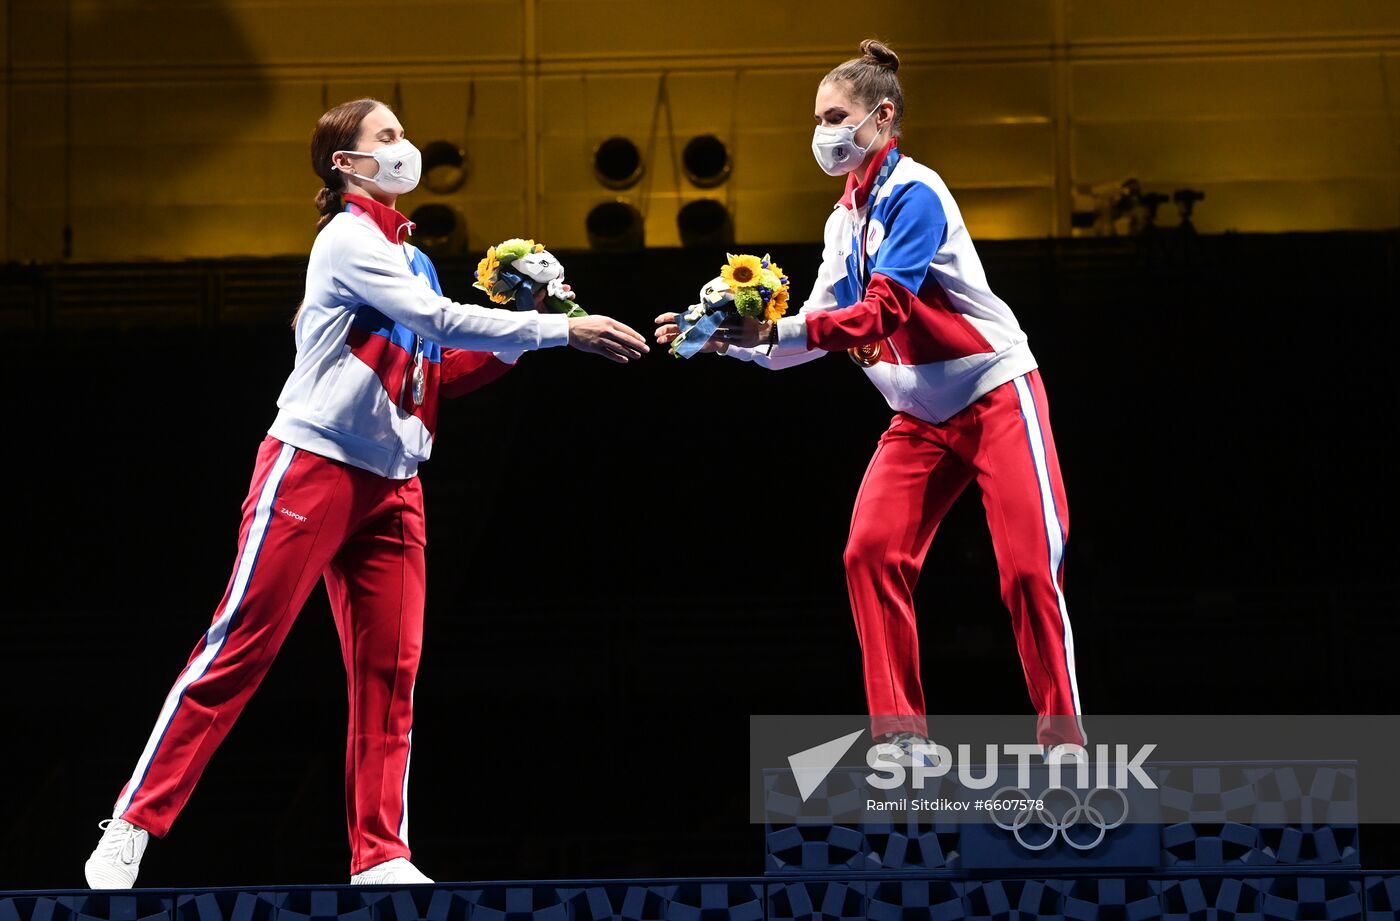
xmin=859 ymin=38 xmax=900 ymax=72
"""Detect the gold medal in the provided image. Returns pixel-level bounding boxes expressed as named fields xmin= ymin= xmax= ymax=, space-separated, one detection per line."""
xmin=849 ymin=342 xmax=884 ymax=367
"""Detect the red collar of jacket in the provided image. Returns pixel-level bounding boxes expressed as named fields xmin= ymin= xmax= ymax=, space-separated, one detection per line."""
xmin=839 ymin=135 xmax=901 ymax=211
xmin=343 ymin=193 xmax=415 ymax=244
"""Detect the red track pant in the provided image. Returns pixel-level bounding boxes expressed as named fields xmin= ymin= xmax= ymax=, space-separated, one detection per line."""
xmin=112 ymin=435 xmax=425 ymax=875
xmin=847 ymin=371 xmax=1085 ymax=748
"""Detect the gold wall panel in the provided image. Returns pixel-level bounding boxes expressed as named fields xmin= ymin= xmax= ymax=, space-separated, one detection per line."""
xmin=12 ymin=0 xmax=526 ymax=69
xmin=1066 ymin=0 xmax=1400 ymax=42
xmin=535 ymin=0 xmax=1054 ymax=57
xmin=0 ymin=0 xmax=1397 ymax=262
xmin=1071 ymin=53 xmax=1400 ymax=231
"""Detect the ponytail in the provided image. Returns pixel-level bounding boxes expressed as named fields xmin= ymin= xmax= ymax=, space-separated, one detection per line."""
xmin=314 ymin=185 xmax=343 ymax=233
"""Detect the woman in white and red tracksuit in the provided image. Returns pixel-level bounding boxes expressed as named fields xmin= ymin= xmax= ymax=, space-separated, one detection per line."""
xmin=657 ymin=41 xmax=1084 ymax=756
xmin=84 ymin=98 xmax=648 ymax=890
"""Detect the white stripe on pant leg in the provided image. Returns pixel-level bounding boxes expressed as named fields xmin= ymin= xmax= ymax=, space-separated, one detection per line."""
xmin=115 ymin=444 xmax=298 ymax=817
xmin=398 ymin=680 xmax=414 ymax=845
xmin=1012 ymin=376 xmax=1085 ymax=742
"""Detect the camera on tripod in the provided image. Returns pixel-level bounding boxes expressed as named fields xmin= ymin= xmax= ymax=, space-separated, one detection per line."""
xmin=1070 ymin=178 xmax=1205 ymax=237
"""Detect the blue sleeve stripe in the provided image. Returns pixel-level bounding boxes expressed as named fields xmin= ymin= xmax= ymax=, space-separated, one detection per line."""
xmin=408 ymin=248 xmax=444 ymax=295
xmin=870 ymin=180 xmax=947 ymax=294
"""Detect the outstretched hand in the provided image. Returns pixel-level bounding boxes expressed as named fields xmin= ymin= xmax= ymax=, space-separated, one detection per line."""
xmin=654 ymin=311 xmax=721 ymax=354
xmin=568 ymin=315 xmax=649 ymax=363
xmin=654 ymin=311 xmax=769 ymax=351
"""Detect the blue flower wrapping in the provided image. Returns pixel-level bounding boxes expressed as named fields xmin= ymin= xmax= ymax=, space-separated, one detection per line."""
xmin=671 ymin=305 xmax=732 ymax=359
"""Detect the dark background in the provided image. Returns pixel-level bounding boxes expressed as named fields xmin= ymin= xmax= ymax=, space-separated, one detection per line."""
xmin=0 ymin=230 xmax=1396 ymax=888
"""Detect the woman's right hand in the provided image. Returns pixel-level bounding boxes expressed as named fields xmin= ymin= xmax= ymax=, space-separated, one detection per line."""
xmin=567 ymin=316 xmax=649 ymax=363
xmin=654 ymin=312 xmax=724 ymax=353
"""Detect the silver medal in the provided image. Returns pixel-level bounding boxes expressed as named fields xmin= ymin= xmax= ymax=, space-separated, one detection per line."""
xmin=412 ymin=354 xmax=425 ymax=406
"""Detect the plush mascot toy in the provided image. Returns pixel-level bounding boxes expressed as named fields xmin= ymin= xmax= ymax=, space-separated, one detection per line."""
xmin=474 ymin=239 xmax=587 ymax=317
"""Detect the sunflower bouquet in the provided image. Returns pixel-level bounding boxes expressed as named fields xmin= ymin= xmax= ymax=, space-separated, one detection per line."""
xmin=669 ymin=253 xmax=791 ymax=358
xmin=474 ymin=238 xmax=587 ymax=317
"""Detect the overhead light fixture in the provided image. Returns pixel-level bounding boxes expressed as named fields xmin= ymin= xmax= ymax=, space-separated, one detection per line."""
xmin=420 ymin=140 xmax=469 ymax=195
xmin=593 ymin=136 xmax=644 ymax=190
xmin=682 ymin=135 xmax=731 ymax=188
xmin=585 ymin=200 xmax=644 ymax=251
xmin=677 ymin=199 xmax=732 ymax=248
xmin=408 ymin=203 xmax=467 ymax=256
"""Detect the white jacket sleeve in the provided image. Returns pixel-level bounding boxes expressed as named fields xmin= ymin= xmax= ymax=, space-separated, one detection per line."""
xmin=723 ymin=338 xmax=827 ymax=370
xmin=334 ymin=224 xmax=570 ymax=352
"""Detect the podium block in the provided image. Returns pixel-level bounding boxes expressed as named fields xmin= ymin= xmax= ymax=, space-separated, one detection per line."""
xmin=763 ymin=761 xmax=1359 ymax=874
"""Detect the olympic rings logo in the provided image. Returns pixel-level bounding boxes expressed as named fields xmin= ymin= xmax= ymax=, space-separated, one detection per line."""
xmin=987 ymin=785 xmax=1129 ymax=851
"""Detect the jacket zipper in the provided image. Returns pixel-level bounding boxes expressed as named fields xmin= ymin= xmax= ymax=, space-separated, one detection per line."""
xmin=853 ymin=205 xmax=903 ymax=365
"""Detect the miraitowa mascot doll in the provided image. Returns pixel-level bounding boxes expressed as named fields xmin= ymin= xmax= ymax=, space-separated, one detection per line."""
xmin=474 ymin=239 xmax=588 ymax=316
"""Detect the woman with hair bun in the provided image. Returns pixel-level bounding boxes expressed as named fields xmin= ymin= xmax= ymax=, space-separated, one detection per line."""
xmin=84 ymin=98 xmax=648 ymax=889
xmin=658 ymin=39 xmax=1086 ymax=761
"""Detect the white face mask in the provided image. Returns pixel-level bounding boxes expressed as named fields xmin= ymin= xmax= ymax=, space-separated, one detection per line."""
xmin=811 ymin=100 xmax=889 ymax=177
xmin=335 ymin=138 xmax=421 ymax=194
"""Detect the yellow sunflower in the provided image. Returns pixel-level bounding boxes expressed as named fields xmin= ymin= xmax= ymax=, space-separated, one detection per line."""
xmin=765 ymin=287 xmax=790 ymax=321
xmin=477 ymin=246 xmax=499 ymax=283
xmin=721 ymin=254 xmax=764 ymax=289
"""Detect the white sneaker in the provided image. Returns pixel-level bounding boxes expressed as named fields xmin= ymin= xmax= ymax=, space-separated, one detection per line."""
xmin=84 ymin=818 xmax=149 ymax=889
xmin=350 ymin=857 xmax=434 ymax=885
xmin=1043 ymin=742 xmax=1090 ymax=766
xmin=878 ymin=731 xmax=941 ymax=768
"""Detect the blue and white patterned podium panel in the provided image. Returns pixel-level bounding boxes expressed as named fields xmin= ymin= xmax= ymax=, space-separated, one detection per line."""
xmin=0 ymin=885 xmax=772 ymax=921
xmin=1363 ymin=876 xmax=1400 ymax=921
xmin=1158 ymin=876 xmax=1364 ymax=921
xmin=763 ymin=766 xmax=963 ymax=872
xmin=0 ymin=894 xmax=177 ymax=921
xmin=763 ymin=762 xmax=1359 ymax=873
xmin=962 ymin=879 xmax=1070 ymax=921
xmin=1156 ymin=763 xmax=1360 ymax=867
xmin=764 ymin=879 xmax=871 ymax=921
xmin=2 ymin=878 xmax=1393 ymax=921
